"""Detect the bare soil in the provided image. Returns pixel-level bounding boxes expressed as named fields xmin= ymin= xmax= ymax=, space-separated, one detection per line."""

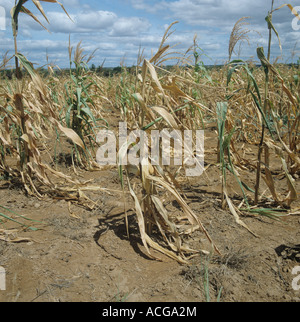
xmin=0 ymin=125 xmax=299 ymax=302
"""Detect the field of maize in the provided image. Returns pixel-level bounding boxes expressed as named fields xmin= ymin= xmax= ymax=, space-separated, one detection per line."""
xmin=0 ymin=1 xmax=299 ymax=302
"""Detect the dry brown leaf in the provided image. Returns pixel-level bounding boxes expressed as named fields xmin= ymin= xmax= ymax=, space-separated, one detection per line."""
xmin=0 ymin=229 xmax=32 ymax=243
xmin=224 ymin=190 xmax=258 ymax=238
xmin=151 ymin=106 xmax=179 ymax=129
xmin=50 ymin=118 xmax=85 ymax=150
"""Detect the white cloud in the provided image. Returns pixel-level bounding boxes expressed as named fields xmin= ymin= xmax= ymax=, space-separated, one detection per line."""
xmin=21 ymin=9 xmax=151 ymax=37
xmin=76 ymin=11 xmax=117 ymax=31
xmin=110 ymin=17 xmax=151 ymax=36
xmin=1 ymin=0 xmax=299 ymax=67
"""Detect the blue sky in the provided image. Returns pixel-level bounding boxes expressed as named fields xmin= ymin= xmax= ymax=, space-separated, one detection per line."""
xmin=0 ymin=0 xmax=299 ymax=68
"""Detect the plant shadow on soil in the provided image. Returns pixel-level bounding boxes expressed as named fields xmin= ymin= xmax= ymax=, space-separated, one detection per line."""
xmin=0 ymin=125 xmax=300 ymax=302
xmin=93 ymin=212 xmax=154 ymax=261
xmin=0 ymin=173 xmax=299 ymax=302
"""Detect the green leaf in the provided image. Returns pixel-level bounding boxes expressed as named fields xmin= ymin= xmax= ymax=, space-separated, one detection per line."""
xmin=81 ymin=106 xmax=97 ymax=124
xmin=0 ymin=212 xmax=38 ymax=231
xmin=242 ymin=207 xmax=288 ymax=221
xmin=15 ymin=53 xmax=36 ymax=78
xmin=257 ymin=47 xmax=269 ymax=75
xmin=226 ymin=146 xmax=250 ymax=207
xmin=0 ymin=205 xmax=43 ymax=224
xmin=249 ymin=89 xmax=275 ymax=140
xmin=227 ymin=61 xmax=244 ymax=86
xmin=65 ymin=104 xmax=73 ymax=128
xmin=223 ymin=127 xmax=235 ymax=151
xmin=216 ymin=101 xmax=228 ymax=140
xmin=227 ymin=60 xmax=262 ymax=103
xmin=11 ymin=1 xmax=28 ymax=37
xmin=71 ymin=74 xmax=78 ymax=85
xmin=76 ymin=87 xmax=82 ymax=113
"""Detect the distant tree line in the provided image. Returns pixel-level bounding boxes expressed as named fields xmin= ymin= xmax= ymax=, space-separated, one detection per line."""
xmin=1 ymin=61 xmax=299 ymax=80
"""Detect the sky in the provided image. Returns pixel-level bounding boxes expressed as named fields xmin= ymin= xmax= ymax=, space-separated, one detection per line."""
xmin=0 ymin=0 xmax=299 ymax=68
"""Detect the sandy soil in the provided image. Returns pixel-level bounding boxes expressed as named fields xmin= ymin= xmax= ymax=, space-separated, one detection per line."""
xmin=0 ymin=125 xmax=299 ymax=302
